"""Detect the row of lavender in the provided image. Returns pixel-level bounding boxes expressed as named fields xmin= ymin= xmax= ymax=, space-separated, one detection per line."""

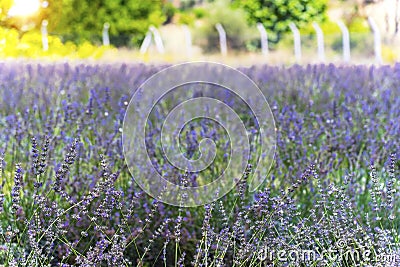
xmin=0 ymin=62 xmax=399 ymax=266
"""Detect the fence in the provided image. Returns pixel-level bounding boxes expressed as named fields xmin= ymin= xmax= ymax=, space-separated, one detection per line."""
xmin=11 ymin=17 xmax=400 ymax=64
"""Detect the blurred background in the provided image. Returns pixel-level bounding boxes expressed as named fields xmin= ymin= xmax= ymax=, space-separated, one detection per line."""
xmin=0 ymin=0 xmax=399 ymax=65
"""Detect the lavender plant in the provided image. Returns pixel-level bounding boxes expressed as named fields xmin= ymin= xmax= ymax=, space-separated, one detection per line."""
xmin=0 ymin=62 xmax=398 ymax=266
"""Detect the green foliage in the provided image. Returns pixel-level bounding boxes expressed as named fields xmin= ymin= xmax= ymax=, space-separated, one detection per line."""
xmin=177 ymin=12 xmax=196 ymax=26
xmin=348 ymin=17 xmax=370 ymax=33
xmin=50 ymin=0 xmax=166 ymax=47
xmin=195 ymin=0 xmax=257 ymax=53
xmin=163 ymin=2 xmax=177 ymax=24
xmin=0 ymin=27 xmax=112 ymax=59
xmin=234 ymin=0 xmax=328 ymax=43
xmin=193 ymin=7 xmax=207 ymax=19
xmin=299 ymin=19 xmax=341 ymax=35
xmin=177 ymin=7 xmax=207 ymax=26
xmin=179 ymin=0 xmax=197 ymax=10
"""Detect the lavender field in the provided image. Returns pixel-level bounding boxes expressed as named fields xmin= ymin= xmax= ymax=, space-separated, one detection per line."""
xmin=0 ymin=62 xmax=399 ymax=266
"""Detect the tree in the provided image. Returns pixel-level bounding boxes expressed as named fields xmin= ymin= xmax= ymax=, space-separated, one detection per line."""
xmin=234 ymin=0 xmax=327 ymax=44
xmin=48 ymin=0 xmax=166 ymax=47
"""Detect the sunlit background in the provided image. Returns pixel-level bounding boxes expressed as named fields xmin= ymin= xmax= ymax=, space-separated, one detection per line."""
xmin=8 ymin=0 xmax=42 ymax=17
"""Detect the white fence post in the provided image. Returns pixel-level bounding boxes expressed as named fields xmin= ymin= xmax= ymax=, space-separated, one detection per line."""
xmin=140 ymin=31 xmax=152 ymax=54
xmin=312 ymin=22 xmax=325 ymax=62
xmin=336 ymin=21 xmax=351 ymax=62
xmin=102 ymin=22 xmax=110 ymax=46
xmin=182 ymin=25 xmax=192 ymax=58
xmin=140 ymin=26 xmax=165 ymax=54
xmin=215 ymin=23 xmax=227 ymax=56
xmin=289 ymin=22 xmax=301 ymax=62
xmin=149 ymin=26 xmax=165 ymax=54
xmin=256 ymin=23 xmax=269 ymax=56
xmin=41 ymin=20 xmax=49 ymax=51
xmin=367 ymin=17 xmax=382 ymax=64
